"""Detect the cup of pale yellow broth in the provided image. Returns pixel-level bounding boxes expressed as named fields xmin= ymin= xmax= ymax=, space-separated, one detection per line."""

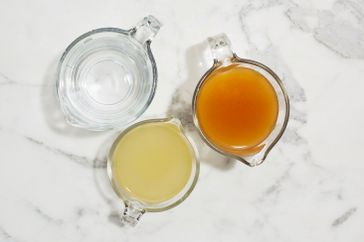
xmin=107 ymin=117 xmax=199 ymax=226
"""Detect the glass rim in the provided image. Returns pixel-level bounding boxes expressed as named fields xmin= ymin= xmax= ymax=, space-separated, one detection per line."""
xmin=107 ymin=117 xmax=200 ymax=212
xmin=192 ymin=53 xmax=290 ymax=167
xmin=56 ymin=27 xmax=158 ymax=131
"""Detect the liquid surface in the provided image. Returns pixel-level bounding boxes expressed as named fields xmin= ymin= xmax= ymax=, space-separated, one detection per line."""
xmin=111 ymin=121 xmax=194 ymax=204
xmin=196 ymin=64 xmax=278 ymax=155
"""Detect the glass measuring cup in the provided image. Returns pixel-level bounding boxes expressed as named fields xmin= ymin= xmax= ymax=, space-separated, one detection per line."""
xmin=107 ymin=117 xmax=199 ymax=226
xmin=57 ymin=15 xmax=161 ymax=131
xmin=192 ymin=34 xmax=290 ymax=167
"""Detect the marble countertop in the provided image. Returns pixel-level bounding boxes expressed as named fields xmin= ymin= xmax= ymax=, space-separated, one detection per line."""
xmin=1 ymin=0 xmax=363 ymax=241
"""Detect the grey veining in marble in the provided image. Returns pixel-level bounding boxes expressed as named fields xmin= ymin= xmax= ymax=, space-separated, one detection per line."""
xmin=0 ymin=0 xmax=363 ymax=241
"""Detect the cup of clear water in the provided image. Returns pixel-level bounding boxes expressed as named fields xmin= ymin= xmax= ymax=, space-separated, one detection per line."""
xmin=57 ymin=15 xmax=161 ymax=131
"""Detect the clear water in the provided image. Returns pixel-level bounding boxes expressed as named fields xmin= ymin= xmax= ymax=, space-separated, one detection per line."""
xmin=58 ymin=29 xmax=156 ymax=130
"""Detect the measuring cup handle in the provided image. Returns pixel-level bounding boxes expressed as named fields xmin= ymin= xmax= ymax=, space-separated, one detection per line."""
xmin=207 ymin=33 xmax=234 ymax=63
xmin=131 ymin=15 xmax=162 ymax=45
xmin=120 ymin=200 xmax=145 ymax=226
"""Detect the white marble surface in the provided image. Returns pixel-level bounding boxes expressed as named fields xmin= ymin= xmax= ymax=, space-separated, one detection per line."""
xmin=1 ymin=0 xmax=363 ymax=241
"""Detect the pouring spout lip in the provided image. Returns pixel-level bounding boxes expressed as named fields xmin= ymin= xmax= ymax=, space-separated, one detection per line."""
xmin=237 ymin=155 xmax=266 ymax=167
xmin=221 ymin=152 xmax=267 ymax=167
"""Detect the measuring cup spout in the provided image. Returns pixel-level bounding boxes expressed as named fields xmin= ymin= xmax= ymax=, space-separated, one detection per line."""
xmin=236 ymin=152 xmax=267 ymax=167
